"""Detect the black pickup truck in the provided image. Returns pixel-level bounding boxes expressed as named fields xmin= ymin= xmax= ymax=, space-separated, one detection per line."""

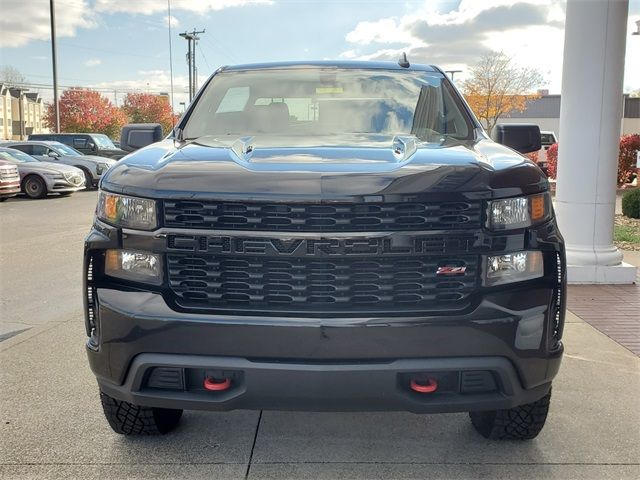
xmin=84 ymin=60 xmax=565 ymax=440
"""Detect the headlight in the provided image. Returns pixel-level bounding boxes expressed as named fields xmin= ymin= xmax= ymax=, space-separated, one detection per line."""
xmin=488 ymin=193 xmax=551 ymax=230
xmin=96 ymin=191 xmax=157 ymax=230
xmin=484 ymin=251 xmax=544 ymax=286
xmin=105 ymin=249 xmax=162 ymax=285
xmin=43 ymin=172 xmax=64 ymax=179
xmin=96 ymin=162 xmax=110 ymax=175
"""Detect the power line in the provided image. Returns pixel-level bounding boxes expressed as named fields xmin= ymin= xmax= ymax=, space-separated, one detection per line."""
xmin=197 ymin=42 xmax=211 ymax=72
xmin=7 ymin=81 xmax=173 ymax=95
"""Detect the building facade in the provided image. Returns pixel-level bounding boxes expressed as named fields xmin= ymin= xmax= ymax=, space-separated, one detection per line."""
xmin=498 ymin=94 xmax=640 ymax=138
xmin=0 ymin=84 xmax=13 ymax=140
xmin=0 ymin=84 xmax=47 ymax=140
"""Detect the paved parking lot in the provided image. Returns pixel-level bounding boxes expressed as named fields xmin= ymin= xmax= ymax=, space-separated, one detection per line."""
xmin=1 ymin=192 xmax=639 ymax=479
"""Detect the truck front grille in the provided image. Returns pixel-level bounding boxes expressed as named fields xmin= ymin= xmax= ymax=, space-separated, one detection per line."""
xmin=0 ymin=165 xmax=19 ymax=182
xmin=163 ymin=199 xmax=482 ymax=232
xmin=167 ymin=253 xmax=478 ymax=315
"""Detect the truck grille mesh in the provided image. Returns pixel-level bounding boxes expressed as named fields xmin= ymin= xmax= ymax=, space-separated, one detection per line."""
xmin=167 ymin=253 xmax=478 ymax=315
xmin=163 ymin=199 xmax=482 ymax=232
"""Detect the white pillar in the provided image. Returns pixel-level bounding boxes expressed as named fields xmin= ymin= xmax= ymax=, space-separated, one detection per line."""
xmin=555 ymin=0 xmax=636 ymax=284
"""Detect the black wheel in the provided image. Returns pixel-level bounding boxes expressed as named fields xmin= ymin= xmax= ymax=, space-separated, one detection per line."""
xmin=80 ymin=168 xmax=94 ymax=190
xmin=23 ymin=175 xmax=47 ymax=199
xmin=0 ymin=197 xmax=7 ymax=202
xmin=469 ymin=389 xmax=551 ymax=440
xmin=100 ymin=391 xmax=183 ymax=435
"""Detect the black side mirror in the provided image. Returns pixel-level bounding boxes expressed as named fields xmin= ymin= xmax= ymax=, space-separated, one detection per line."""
xmin=492 ymin=124 xmax=541 ymax=154
xmin=120 ymin=123 xmax=164 ymax=152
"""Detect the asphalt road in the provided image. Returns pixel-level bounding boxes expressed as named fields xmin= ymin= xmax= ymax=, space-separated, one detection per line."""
xmin=1 ymin=189 xmax=639 ymax=479
xmin=0 ymin=190 xmax=98 ymax=340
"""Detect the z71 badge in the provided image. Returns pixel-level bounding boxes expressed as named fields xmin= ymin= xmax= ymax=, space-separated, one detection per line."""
xmin=436 ymin=266 xmax=467 ymax=275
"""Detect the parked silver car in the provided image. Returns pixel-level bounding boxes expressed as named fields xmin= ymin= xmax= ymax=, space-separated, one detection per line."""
xmin=2 ymin=141 xmax=116 ymax=188
xmin=0 ymin=147 xmax=85 ymax=199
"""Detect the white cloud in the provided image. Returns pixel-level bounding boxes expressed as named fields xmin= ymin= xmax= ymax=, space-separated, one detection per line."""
xmin=345 ymin=18 xmax=416 ymax=46
xmin=0 ymin=0 xmax=96 ymax=48
xmin=164 ymin=15 xmax=180 ymax=27
xmin=94 ymin=0 xmax=273 ymax=15
xmin=1 ymin=0 xmax=273 ymax=49
xmin=340 ymin=0 xmax=565 ymax=89
xmin=84 ymin=58 xmax=102 ymax=67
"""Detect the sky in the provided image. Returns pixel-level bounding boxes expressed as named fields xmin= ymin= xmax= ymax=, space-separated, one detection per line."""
xmin=1 ymin=0 xmax=639 ymax=112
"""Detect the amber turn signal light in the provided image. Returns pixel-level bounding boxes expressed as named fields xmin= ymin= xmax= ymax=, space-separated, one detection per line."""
xmin=531 ymin=195 xmax=545 ymax=221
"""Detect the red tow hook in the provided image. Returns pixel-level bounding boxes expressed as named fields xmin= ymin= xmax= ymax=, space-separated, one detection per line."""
xmin=410 ymin=378 xmax=438 ymax=393
xmin=203 ymin=376 xmax=231 ymax=391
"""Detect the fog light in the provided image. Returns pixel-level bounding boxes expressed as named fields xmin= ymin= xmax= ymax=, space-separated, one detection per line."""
xmin=105 ymin=249 xmax=162 ymax=285
xmin=484 ymin=251 xmax=543 ymax=286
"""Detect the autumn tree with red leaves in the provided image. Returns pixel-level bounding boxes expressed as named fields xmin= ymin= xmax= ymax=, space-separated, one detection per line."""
xmin=121 ymin=93 xmax=176 ymax=135
xmin=44 ymin=88 xmax=127 ymax=139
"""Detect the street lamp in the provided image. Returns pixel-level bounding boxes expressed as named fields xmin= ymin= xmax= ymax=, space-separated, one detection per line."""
xmin=445 ymin=70 xmax=462 ymax=81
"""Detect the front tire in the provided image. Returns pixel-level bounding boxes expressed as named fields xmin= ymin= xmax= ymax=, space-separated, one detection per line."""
xmin=100 ymin=391 xmax=183 ymax=435
xmin=23 ymin=175 xmax=47 ymax=199
xmin=79 ymin=168 xmax=94 ymax=190
xmin=469 ymin=389 xmax=551 ymax=440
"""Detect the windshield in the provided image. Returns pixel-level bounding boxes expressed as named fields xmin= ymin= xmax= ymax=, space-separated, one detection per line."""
xmin=0 ymin=149 xmax=38 ymax=163
xmin=92 ymin=135 xmax=116 ymax=149
xmin=183 ymin=68 xmax=474 ymax=142
xmin=51 ymin=143 xmax=82 ymax=156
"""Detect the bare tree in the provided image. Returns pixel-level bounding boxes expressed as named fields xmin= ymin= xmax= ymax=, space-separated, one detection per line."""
xmin=462 ymin=52 xmax=544 ymax=134
xmin=0 ymin=66 xmax=27 ymax=86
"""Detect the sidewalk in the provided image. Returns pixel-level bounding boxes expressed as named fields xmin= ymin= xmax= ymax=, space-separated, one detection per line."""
xmin=567 ymin=251 xmax=640 ymax=355
xmin=1 ymin=314 xmax=639 ymax=479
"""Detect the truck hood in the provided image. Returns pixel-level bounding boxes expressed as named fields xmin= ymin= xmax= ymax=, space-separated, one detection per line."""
xmin=101 ymin=134 xmax=548 ymax=200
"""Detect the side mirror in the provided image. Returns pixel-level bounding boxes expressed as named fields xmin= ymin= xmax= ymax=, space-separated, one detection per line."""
xmin=120 ymin=123 xmax=164 ymax=152
xmin=48 ymin=151 xmax=59 ymax=158
xmin=492 ymin=124 xmax=542 ymax=154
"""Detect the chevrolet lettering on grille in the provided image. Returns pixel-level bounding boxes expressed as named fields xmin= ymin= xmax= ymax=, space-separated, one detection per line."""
xmin=166 ymin=234 xmax=477 ymax=256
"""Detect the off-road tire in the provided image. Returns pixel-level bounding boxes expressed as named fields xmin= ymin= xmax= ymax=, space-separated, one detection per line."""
xmin=469 ymin=389 xmax=551 ymax=440
xmin=100 ymin=391 xmax=183 ymax=435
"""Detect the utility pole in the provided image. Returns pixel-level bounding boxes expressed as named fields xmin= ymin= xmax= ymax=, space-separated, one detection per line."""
xmin=179 ymin=29 xmax=205 ymax=102
xmin=445 ymin=70 xmax=462 ymax=82
xmin=167 ymin=0 xmax=175 ymax=119
xmin=49 ymin=0 xmax=60 ymax=133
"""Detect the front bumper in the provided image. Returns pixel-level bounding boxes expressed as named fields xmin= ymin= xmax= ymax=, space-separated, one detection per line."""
xmin=88 ymin=284 xmax=562 ymax=413
xmin=0 ymin=181 xmax=20 ymax=198
xmin=97 ymin=353 xmax=555 ymax=413
xmin=44 ymin=176 xmax=85 ymax=193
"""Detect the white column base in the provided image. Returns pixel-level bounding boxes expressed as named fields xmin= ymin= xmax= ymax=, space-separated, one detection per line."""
xmin=567 ymin=262 xmax=637 ymax=284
